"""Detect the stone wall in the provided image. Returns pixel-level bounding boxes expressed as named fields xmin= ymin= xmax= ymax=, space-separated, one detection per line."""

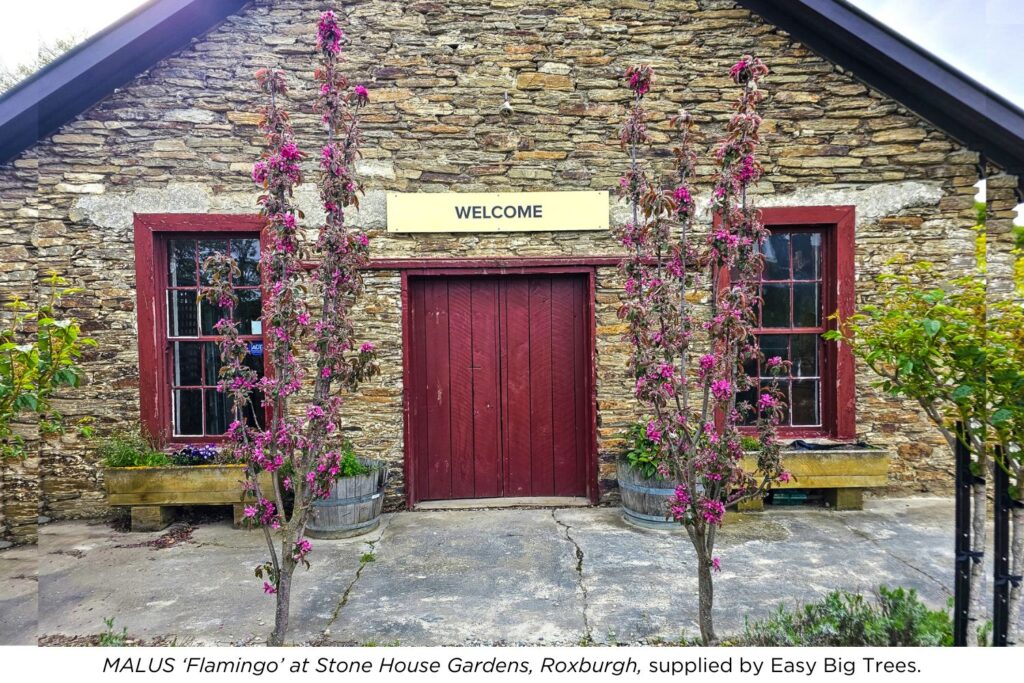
xmin=0 ymin=0 xmax=988 ymax=538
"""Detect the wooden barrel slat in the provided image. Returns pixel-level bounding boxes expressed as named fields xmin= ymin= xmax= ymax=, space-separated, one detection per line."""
xmin=306 ymin=458 xmax=388 ymax=539
xmin=618 ymin=458 xmax=683 ymax=531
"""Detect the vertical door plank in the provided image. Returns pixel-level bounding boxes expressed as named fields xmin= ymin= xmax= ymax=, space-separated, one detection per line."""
xmin=528 ymin=277 xmax=555 ymax=496
xmin=572 ymin=276 xmax=588 ymax=496
xmin=423 ymin=279 xmax=452 ymax=500
xmin=410 ymin=280 xmax=430 ymax=504
xmin=471 ymin=279 xmax=502 ymax=498
xmin=550 ymin=277 xmax=579 ymax=495
xmin=503 ymin=278 xmax=533 ymax=496
xmin=447 ymin=279 xmax=475 ymax=499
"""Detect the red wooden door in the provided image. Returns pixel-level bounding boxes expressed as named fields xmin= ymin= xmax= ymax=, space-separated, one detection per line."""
xmin=407 ymin=274 xmax=589 ymax=502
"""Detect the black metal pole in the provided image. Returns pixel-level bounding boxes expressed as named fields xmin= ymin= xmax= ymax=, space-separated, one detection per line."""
xmin=993 ymin=446 xmax=1009 ymax=647
xmin=953 ymin=422 xmax=971 ymax=647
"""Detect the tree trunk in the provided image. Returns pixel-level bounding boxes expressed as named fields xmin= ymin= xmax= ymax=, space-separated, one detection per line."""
xmin=268 ymin=559 xmax=296 ymax=647
xmin=968 ymin=479 xmax=988 ymax=644
xmin=696 ymin=556 xmax=716 ymax=645
xmin=1008 ymin=505 xmax=1023 ymax=646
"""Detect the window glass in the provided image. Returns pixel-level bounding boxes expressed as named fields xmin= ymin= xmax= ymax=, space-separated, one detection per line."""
xmin=165 ymin=236 xmax=264 ymax=437
xmin=745 ymin=228 xmax=826 ymax=428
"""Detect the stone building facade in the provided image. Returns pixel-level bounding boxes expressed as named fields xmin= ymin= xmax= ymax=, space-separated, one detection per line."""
xmin=0 ymin=0 xmax=1018 ymax=544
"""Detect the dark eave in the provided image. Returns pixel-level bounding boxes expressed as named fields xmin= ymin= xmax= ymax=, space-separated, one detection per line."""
xmin=737 ymin=0 xmax=1024 ymax=177
xmin=0 ymin=0 xmax=249 ymax=164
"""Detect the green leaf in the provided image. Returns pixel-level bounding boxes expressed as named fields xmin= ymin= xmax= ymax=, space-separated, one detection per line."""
xmin=923 ymin=319 xmax=941 ymax=337
xmin=951 ymin=385 xmax=973 ymax=401
xmin=991 ymin=409 xmax=1013 ymax=425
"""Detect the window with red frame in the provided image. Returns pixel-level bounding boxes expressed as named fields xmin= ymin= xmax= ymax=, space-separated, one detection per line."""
xmin=135 ymin=215 xmax=268 ymax=443
xmin=734 ymin=207 xmax=856 ymax=439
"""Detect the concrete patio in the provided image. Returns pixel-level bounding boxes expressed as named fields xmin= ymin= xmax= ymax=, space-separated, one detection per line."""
xmin=0 ymin=497 xmax=994 ymax=646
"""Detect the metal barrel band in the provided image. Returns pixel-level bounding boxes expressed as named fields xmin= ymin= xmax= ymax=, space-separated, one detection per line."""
xmin=313 ymin=491 xmax=382 ymax=507
xmin=619 ymin=480 xmax=675 ymax=496
xmin=623 ymin=508 xmax=674 ymax=523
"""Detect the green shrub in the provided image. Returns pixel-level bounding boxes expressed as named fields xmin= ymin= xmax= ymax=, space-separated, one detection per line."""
xmin=744 ymin=586 xmax=952 ymax=647
xmin=339 ymin=439 xmax=370 ymax=478
xmin=99 ymin=428 xmax=169 ymax=468
xmin=621 ymin=421 xmax=665 ymax=479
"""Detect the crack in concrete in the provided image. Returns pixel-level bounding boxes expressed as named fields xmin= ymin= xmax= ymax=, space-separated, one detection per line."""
xmin=321 ymin=528 xmax=387 ymax=636
xmin=552 ymin=509 xmax=592 ymax=643
xmin=842 ymin=521 xmax=951 ymax=595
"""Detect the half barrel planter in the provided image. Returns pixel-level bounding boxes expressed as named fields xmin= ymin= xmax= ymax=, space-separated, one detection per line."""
xmin=105 ymin=464 xmax=270 ymax=532
xmin=617 ymin=458 xmax=683 ymax=531
xmin=306 ymin=458 xmax=388 ymax=539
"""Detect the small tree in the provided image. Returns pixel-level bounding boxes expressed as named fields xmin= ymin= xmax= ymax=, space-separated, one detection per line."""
xmin=826 ymin=232 xmax=1024 ymax=642
xmin=616 ymin=58 xmax=788 ymax=645
xmin=203 ymin=10 xmax=378 ymax=646
xmin=1 ymin=272 xmax=94 ymax=461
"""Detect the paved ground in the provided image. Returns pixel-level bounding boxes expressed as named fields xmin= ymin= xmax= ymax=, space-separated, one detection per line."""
xmin=0 ymin=497 xmax=1007 ymax=646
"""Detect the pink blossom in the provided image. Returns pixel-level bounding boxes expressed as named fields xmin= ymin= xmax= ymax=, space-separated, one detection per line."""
xmin=353 ymin=84 xmax=369 ymax=106
xmin=765 ymin=355 xmax=783 ymax=369
xmin=360 ymin=342 xmax=375 ymax=353
xmin=317 ymin=10 xmax=343 ymax=55
xmin=711 ymin=379 xmax=732 ymax=402
xmin=263 ymin=581 xmax=277 ymax=595
xmin=757 ymin=393 xmax=779 ymax=411
xmin=699 ymin=499 xmax=726 ymax=525
xmin=645 ymin=420 xmax=662 ymax=443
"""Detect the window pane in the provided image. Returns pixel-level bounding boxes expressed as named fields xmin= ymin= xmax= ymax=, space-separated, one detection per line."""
xmin=173 ymin=389 xmax=203 ymax=435
xmin=792 ymin=232 xmax=821 ymax=280
xmin=232 ymin=239 xmax=261 ymax=286
xmin=198 ymin=239 xmax=229 ymax=285
xmin=759 ymin=334 xmax=789 ymax=367
xmin=203 ymin=342 xmax=222 ymax=386
xmin=791 ymin=334 xmax=818 ymax=377
xmin=172 ymin=342 xmax=202 ymax=386
xmin=792 ymin=380 xmax=820 ymax=426
xmin=235 ymin=289 xmax=262 ymax=335
xmin=243 ymin=347 xmax=265 ymax=376
xmin=762 ymin=232 xmax=790 ymax=280
xmin=168 ymin=240 xmax=197 ymax=287
xmin=167 ymin=290 xmax=198 ymax=337
xmin=793 ymin=282 xmax=820 ymax=327
xmin=200 ymin=299 xmax=230 ymax=336
xmin=761 ymin=283 xmax=790 ymax=327
xmin=736 ymin=387 xmax=757 ymax=425
xmin=205 ymin=389 xmax=232 ymax=435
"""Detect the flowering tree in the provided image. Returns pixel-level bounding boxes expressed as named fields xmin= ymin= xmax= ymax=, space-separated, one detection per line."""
xmin=202 ymin=11 xmax=378 ymax=646
xmin=616 ymin=58 xmax=789 ymax=644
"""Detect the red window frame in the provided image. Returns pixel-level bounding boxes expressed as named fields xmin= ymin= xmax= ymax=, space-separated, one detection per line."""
xmin=134 ymin=214 xmax=269 ymax=445
xmin=723 ymin=206 xmax=856 ymax=440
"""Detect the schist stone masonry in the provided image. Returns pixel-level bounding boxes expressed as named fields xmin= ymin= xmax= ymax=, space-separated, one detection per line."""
xmin=0 ymin=0 xmax=1021 ymax=545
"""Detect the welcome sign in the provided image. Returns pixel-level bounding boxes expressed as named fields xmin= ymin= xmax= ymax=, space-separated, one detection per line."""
xmin=386 ymin=191 xmax=609 ymax=233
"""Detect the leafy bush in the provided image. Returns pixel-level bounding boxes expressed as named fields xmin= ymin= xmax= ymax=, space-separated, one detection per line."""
xmin=339 ymin=440 xmax=370 ymax=478
xmin=744 ymin=586 xmax=952 ymax=646
xmin=620 ymin=421 xmax=665 ymax=479
xmin=1 ymin=273 xmax=95 ymax=460
xmin=99 ymin=428 xmax=169 ymax=468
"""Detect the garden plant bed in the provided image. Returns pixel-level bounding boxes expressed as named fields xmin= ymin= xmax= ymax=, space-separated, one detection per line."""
xmin=105 ymin=464 xmax=270 ymax=531
xmin=740 ymin=446 xmax=890 ymax=510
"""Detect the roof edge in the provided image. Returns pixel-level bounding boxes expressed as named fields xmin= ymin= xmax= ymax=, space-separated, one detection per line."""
xmin=0 ymin=0 xmax=249 ymax=163
xmin=737 ymin=0 xmax=1024 ymax=177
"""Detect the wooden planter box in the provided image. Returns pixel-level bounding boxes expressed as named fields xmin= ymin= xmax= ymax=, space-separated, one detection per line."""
xmin=105 ymin=464 xmax=269 ymax=531
xmin=740 ymin=447 xmax=890 ymax=510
